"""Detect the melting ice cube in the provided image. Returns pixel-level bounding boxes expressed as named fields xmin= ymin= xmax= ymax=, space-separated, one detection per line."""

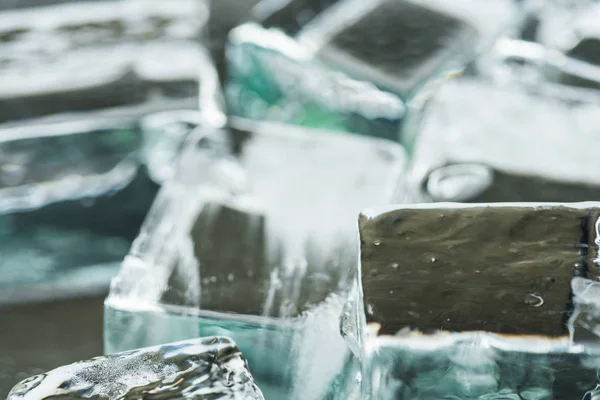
xmin=226 ymin=0 xmax=518 ymax=143
xmin=407 ymin=78 xmax=600 ymax=203
xmin=104 ymin=118 xmax=406 ymax=399
xmin=7 ymin=336 xmax=264 ymax=400
xmin=351 ymin=202 xmax=600 ymax=399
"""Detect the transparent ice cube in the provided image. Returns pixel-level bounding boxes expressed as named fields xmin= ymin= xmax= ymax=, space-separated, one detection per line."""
xmin=0 ymin=0 xmax=210 ymax=125
xmin=352 ymin=202 xmax=600 ymax=399
xmin=226 ymin=0 xmax=518 ymax=144
xmin=0 ymin=0 xmax=223 ymax=299
xmin=7 ymin=336 xmax=264 ymax=400
xmin=104 ymin=118 xmax=406 ymax=399
xmin=407 ymin=78 xmax=600 ymax=203
xmin=0 ymin=108 xmax=213 ymax=304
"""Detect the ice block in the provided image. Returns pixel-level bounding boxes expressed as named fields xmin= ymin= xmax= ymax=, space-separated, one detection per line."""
xmin=485 ymin=1 xmax=600 ymax=91
xmin=0 ymin=107 xmax=215 ymax=305
xmin=407 ymin=78 xmax=600 ymax=203
xmin=104 ymin=118 xmax=406 ymax=399
xmin=7 ymin=336 xmax=264 ymax=400
xmin=0 ymin=0 xmax=210 ymax=124
xmin=226 ymin=0 xmax=518 ymax=144
xmin=354 ymin=202 xmax=600 ymax=399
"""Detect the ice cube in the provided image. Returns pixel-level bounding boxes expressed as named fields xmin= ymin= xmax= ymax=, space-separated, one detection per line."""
xmin=7 ymin=336 xmax=264 ymax=400
xmin=104 ymin=118 xmax=406 ymax=399
xmin=253 ymin=0 xmax=341 ymax=36
xmin=354 ymin=202 xmax=600 ymax=399
xmin=226 ymin=23 xmax=406 ymax=142
xmin=0 ymin=0 xmax=210 ymax=125
xmin=226 ymin=0 xmax=518 ymax=143
xmin=407 ymin=78 xmax=600 ymax=203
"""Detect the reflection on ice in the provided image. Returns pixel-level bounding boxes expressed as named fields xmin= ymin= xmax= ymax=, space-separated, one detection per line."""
xmin=7 ymin=337 xmax=264 ymax=400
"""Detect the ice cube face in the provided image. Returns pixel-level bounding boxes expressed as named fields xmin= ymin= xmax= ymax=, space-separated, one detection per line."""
xmin=0 ymin=109 xmax=211 ymax=304
xmin=104 ymin=118 xmax=406 ymax=398
xmin=355 ymin=202 xmax=600 ymax=399
xmin=7 ymin=336 xmax=264 ymax=400
xmin=367 ymin=335 xmax=600 ymax=400
xmin=407 ymin=78 xmax=600 ymax=203
xmin=0 ymin=0 xmax=222 ymax=302
xmin=226 ymin=0 xmax=518 ymax=145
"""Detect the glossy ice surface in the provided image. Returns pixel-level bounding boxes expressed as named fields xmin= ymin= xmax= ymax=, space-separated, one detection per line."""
xmin=0 ymin=0 xmax=221 ymax=303
xmin=227 ymin=0 xmax=518 ymax=144
xmin=105 ymin=118 xmax=406 ymax=399
xmin=353 ymin=202 xmax=600 ymax=399
xmin=7 ymin=336 xmax=264 ymax=400
xmin=0 ymin=0 xmax=210 ymax=124
xmin=407 ymin=78 xmax=600 ymax=203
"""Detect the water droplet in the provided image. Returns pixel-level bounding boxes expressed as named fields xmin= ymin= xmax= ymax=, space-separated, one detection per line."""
xmin=373 ymin=240 xmax=381 ymax=246
xmin=209 ymin=276 xmax=217 ymax=283
xmin=524 ymin=293 xmax=544 ymax=307
xmin=391 ymin=262 xmax=399 ymax=269
xmin=227 ymin=273 xmax=234 ymax=282
xmin=430 ymin=257 xmax=437 ymax=263
xmin=389 ymin=290 xmax=394 ymax=294
xmin=367 ymin=304 xmax=374 ymax=315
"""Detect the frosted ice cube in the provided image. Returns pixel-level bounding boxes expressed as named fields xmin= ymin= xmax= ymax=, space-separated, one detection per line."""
xmin=104 ymin=118 xmax=406 ymax=399
xmin=407 ymin=78 xmax=600 ymax=203
xmin=353 ymin=202 xmax=600 ymax=399
xmin=7 ymin=336 xmax=264 ymax=400
xmin=226 ymin=0 xmax=518 ymax=143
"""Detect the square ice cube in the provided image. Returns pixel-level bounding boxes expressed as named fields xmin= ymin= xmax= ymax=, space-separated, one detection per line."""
xmin=355 ymin=202 xmax=600 ymax=399
xmin=509 ymin=0 xmax=600 ymax=90
xmin=226 ymin=0 xmax=518 ymax=143
xmin=0 ymin=0 xmax=210 ymax=125
xmin=407 ymin=78 xmax=600 ymax=203
xmin=0 ymin=109 xmax=212 ymax=304
xmin=104 ymin=118 xmax=406 ymax=399
xmin=7 ymin=336 xmax=264 ymax=400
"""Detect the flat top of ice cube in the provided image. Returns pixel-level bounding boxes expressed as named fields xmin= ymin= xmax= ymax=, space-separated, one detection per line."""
xmin=7 ymin=337 xmax=264 ymax=400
